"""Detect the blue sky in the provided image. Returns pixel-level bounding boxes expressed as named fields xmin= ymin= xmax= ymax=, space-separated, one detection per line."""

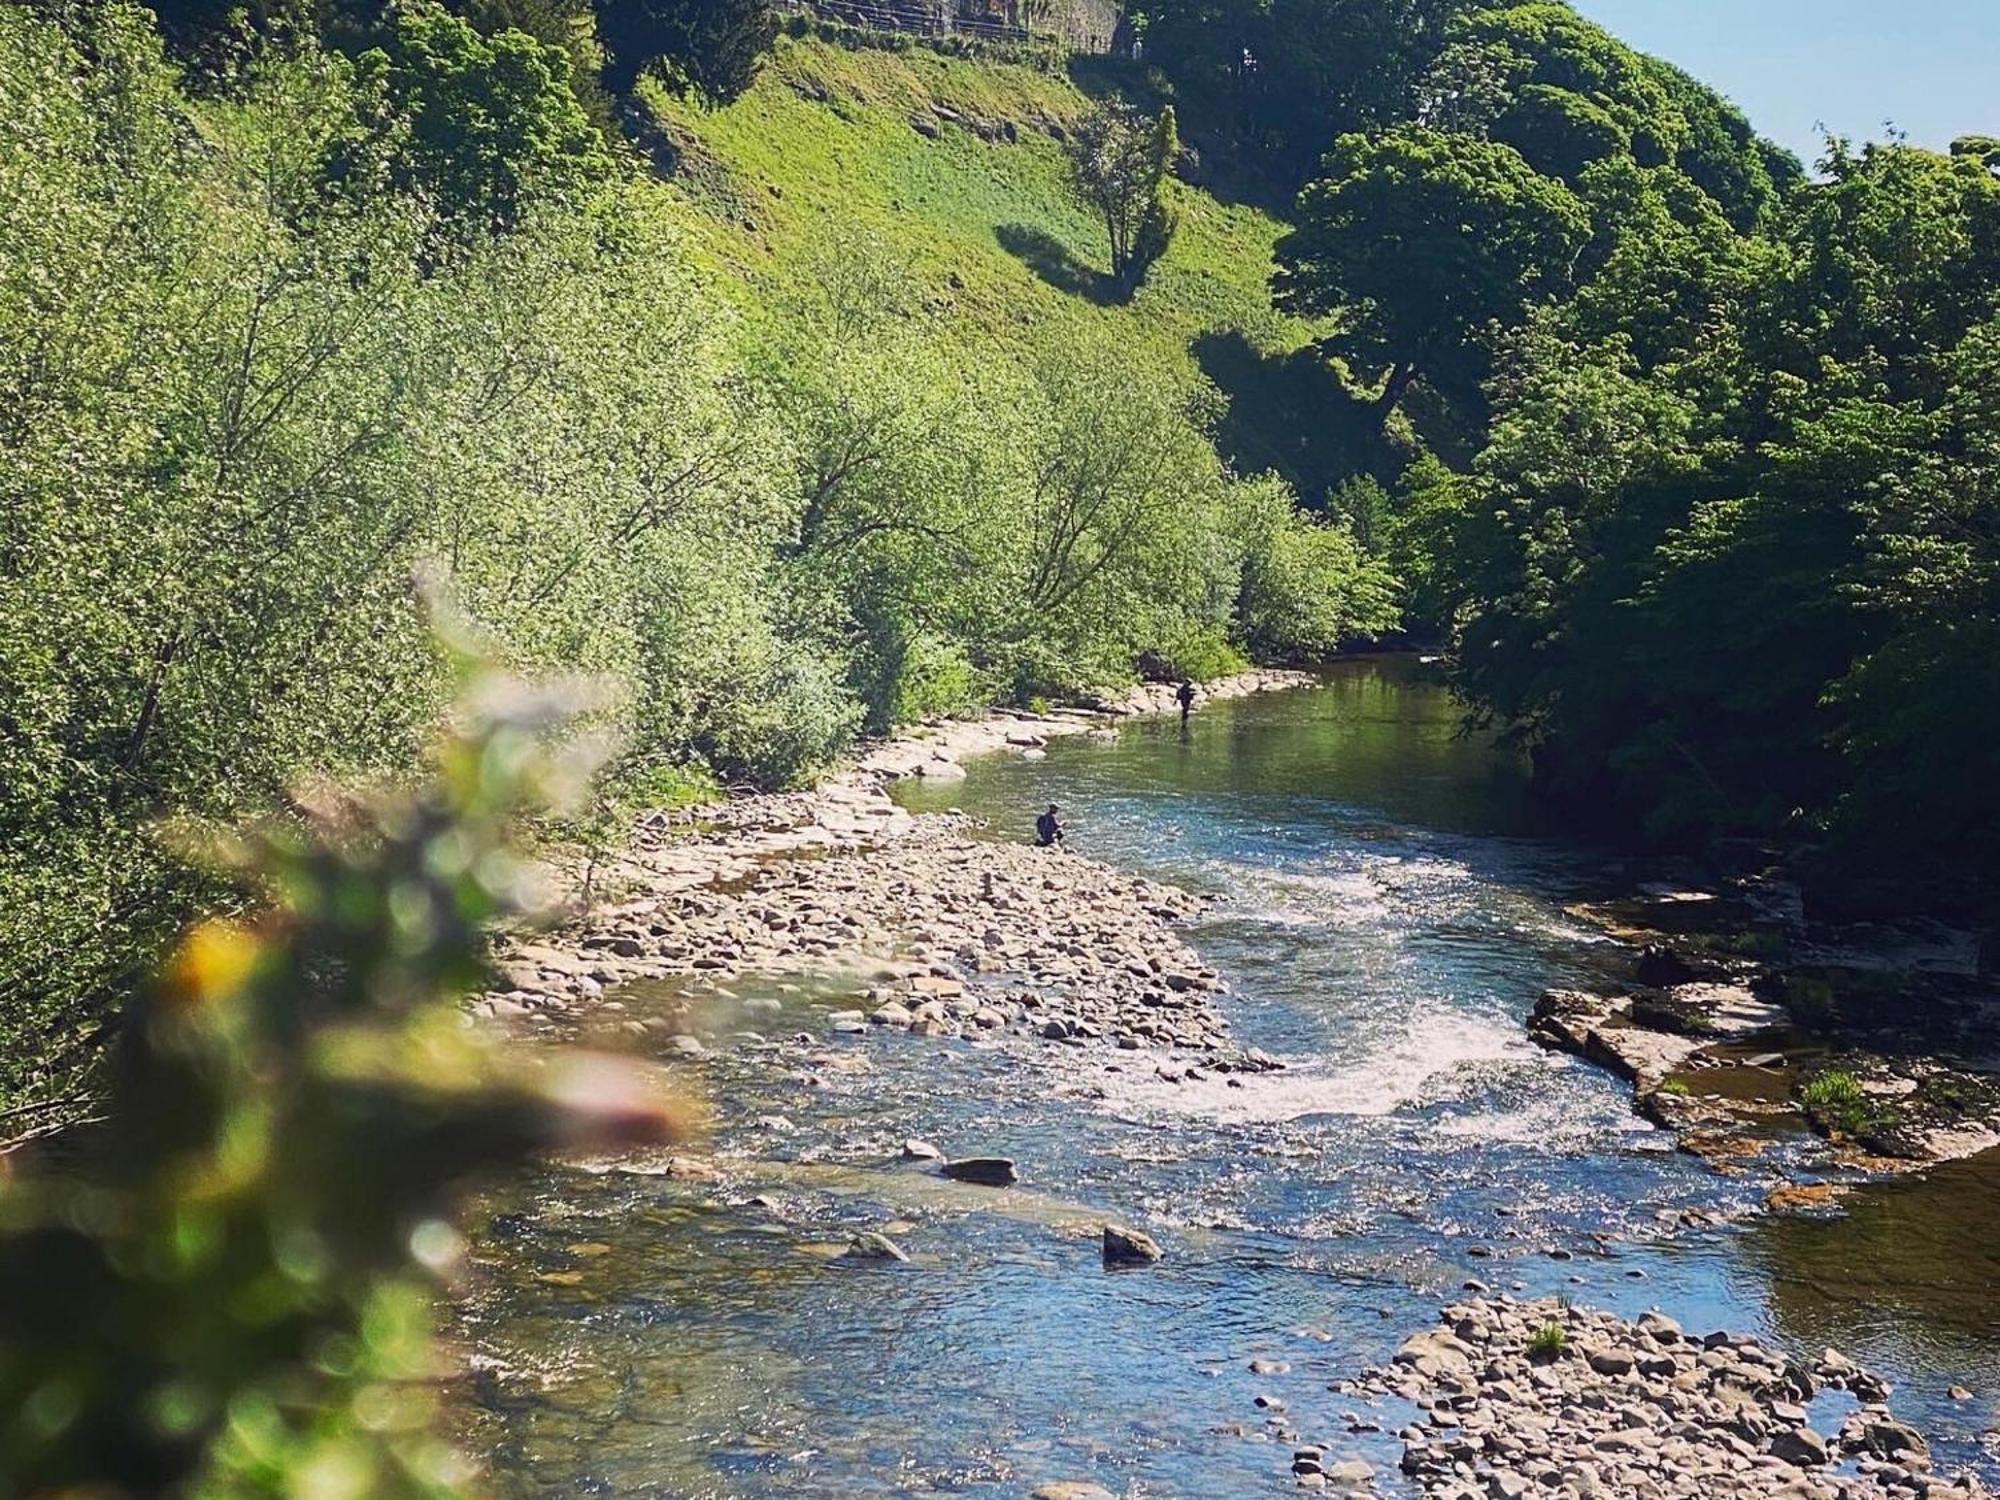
xmin=1570 ymin=0 xmax=1999 ymax=165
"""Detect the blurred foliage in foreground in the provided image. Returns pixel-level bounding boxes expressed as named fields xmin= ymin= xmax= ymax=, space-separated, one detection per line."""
xmin=0 ymin=649 xmax=693 ymax=1499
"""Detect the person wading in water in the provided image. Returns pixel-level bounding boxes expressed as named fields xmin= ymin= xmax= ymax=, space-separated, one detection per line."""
xmin=1176 ymin=679 xmax=1197 ymax=727
xmin=1035 ymin=804 xmax=1064 ymax=847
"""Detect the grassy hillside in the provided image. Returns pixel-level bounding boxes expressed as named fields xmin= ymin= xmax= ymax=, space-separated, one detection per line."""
xmin=636 ymin=33 xmax=1387 ymax=499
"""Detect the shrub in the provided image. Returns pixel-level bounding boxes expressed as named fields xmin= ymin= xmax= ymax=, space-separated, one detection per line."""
xmin=1528 ymin=1322 xmax=1568 ymax=1359
xmin=1235 ymin=476 xmax=1402 ymax=661
xmin=1799 ymin=1069 xmax=1875 ymax=1136
xmin=596 ymin=0 xmax=777 ymax=101
xmin=1141 ymin=626 xmax=1248 ymax=683
xmin=350 ymin=7 xmax=612 ymax=237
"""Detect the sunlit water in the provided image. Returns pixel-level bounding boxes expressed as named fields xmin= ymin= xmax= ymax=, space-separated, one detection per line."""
xmin=456 ymin=659 xmax=2000 ymax=1496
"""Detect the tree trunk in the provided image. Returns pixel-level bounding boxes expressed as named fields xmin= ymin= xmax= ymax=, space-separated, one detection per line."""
xmin=1373 ymin=360 xmax=1417 ymax=425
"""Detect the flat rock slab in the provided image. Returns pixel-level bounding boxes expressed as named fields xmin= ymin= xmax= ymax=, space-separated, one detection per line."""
xmin=1531 ymin=989 xmax=1702 ymax=1090
xmin=939 ymin=1157 xmax=1018 ymax=1186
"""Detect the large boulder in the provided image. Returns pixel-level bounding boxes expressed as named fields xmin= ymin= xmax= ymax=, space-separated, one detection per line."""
xmin=939 ymin=1156 xmax=1018 ymax=1186
xmin=841 ymin=1232 xmax=909 ymax=1262
xmin=1768 ymin=1425 xmax=1831 ymax=1467
xmin=1635 ymin=943 xmax=1701 ymax=987
xmin=1102 ymin=1224 xmax=1164 ymax=1266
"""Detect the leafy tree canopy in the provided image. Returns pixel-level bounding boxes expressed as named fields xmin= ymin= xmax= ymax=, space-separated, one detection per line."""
xmin=1406 ymin=131 xmax=2000 ymax=919
xmin=352 ymin=6 xmax=611 ymax=234
xmin=1275 ymin=123 xmax=1591 ymax=422
xmin=594 ymin=0 xmax=776 ymax=102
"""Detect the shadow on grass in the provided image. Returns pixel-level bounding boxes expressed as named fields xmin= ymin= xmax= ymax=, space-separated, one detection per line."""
xmin=1192 ymin=329 xmax=1395 ymax=502
xmin=994 ymin=223 xmax=1124 ymax=305
xmin=1063 ymin=56 xmax=1298 ymax=214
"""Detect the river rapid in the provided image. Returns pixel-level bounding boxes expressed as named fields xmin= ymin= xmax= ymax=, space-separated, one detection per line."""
xmin=454 ymin=658 xmax=2000 ymax=1497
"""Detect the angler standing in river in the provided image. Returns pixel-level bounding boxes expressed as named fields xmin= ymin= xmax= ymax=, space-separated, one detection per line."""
xmin=1176 ymin=679 xmax=1196 ymax=727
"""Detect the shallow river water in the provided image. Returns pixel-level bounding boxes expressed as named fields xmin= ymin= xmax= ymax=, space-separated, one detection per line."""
xmin=457 ymin=659 xmax=2000 ymax=1496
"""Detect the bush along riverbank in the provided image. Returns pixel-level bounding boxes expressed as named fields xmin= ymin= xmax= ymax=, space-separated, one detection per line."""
xmin=1527 ymin=869 xmax=2000 ymax=1192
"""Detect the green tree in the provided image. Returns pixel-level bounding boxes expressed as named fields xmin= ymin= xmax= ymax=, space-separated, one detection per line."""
xmin=594 ymin=0 xmax=776 ymax=102
xmin=351 ymin=7 xmax=610 ymax=237
xmin=1407 ymin=126 xmax=2000 ymax=924
xmin=1428 ymin=3 xmax=1796 ymax=228
xmin=1954 ymin=134 xmax=2000 ymax=176
xmin=1235 ymin=475 xmax=1400 ymax=660
xmin=457 ymin=0 xmax=618 ymax=133
xmin=1275 ymin=123 xmax=1591 ymax=423
xmin=1817 ymin=318 xmax=2000 ymax=908
xmin=1130 ymin=0 xmax=1466 ymax=188
xmin=1064 ymin=99 xmax=1181 ymax=298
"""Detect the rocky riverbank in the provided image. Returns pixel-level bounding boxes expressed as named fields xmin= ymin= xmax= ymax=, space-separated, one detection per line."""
xmin=1526 ymin=879 xmax=2000 ymax=1181
xmin=1301 ymin=1298 xmax=1992 ymax=1499
xmin=471 ymin=670 xmax=1309 ymax=1073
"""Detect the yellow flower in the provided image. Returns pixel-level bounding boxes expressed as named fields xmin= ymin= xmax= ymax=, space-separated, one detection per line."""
xmin=163 ymin=919 xmax=262 ymax=1006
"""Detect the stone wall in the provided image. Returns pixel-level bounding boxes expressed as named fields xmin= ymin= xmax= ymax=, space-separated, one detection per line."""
xmin=777 ymin=0 xmax=1122 ymax=53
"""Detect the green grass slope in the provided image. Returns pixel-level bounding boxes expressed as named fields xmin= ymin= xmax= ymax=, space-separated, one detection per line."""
xmin=636 ymin=34 xmax=1386 ymax=500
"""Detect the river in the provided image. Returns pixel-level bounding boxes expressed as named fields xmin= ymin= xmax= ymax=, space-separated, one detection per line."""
xmin=454 ymin=658 xmax=2000 ymax=1496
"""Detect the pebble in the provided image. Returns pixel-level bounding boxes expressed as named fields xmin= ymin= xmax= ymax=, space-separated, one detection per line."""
xmin=840 ymin=1232 xmax=909 ymax=1262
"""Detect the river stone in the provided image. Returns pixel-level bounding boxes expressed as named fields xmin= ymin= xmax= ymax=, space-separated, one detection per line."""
xmin=1029 ymin=1485 xmax=1113 ymax=1500
xmin=1636 ymin=1310 xmax=1683 ymax=1344
xmin=841 ymin=1232 xmax=909 ymax=1262
xmin=1768 ymin=1425 xmax=1830 ymax=1466
xmin=900 ymin=1138 xmax=944 ymax=1161
xmin=1635 ymin=943 xmax=1701 ymax=987
xmin=1102 ymin=1224 xmax=1164 ymax=1265
xmin=1845 ymin=1413 xmax=1928 ymax=1460
xmin=939 ymin=1156 xmax=1018 ymax=1186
